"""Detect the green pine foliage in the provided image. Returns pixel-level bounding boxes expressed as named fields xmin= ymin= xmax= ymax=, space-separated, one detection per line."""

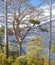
xmin=29 ymin=19 xmax=40 ymax=24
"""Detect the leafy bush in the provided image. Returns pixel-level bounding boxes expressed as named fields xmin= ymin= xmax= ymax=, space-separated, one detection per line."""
xmin=12 ymin=56 xmax=27 ymax=65
xmin=0 ymin=51 xmax=14 ymax=65
xmin=0 ymin=52 xmax=55 ymax=65
xmin=51 ymin=42 xmax=55 ymax=53
xmin=7 ymin=57 xmax=15 ymax=65
xmin=27 ymin=57 xmax=45 ymax=65
xmin=26 ymin=36 xmax=44 ymax=57
xmin=12 ymin=56 xmax=45 ymax=65
xmin=0 ymin=51 xmax=7 ymax=65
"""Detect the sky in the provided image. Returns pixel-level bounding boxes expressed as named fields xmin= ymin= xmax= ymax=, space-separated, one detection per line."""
xmin=30 ymin=0 xmax=41 ymax=6
xmin=30 ymin=0 xmax=55 ymax=7
xmin=0 ymin=0 xmax=55 ymax=25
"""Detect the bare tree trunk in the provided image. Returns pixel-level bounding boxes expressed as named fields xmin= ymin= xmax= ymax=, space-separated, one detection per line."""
xmin=5 ymin=0 xmax=9 ymax=59
xmin=19 ymin=44 xmax=22 ymax=56
xmin=48 ymin=0 xmax=52 ymax=65
xmin=17 ymin=42 xmax=22 ymax=56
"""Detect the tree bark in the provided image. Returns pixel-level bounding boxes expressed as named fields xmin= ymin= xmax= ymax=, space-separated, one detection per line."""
xmin=5 ymin=0 xmax=9 ymax=59
xmin=48 ymin=0 xmax=52 ymax=65
xmin=17 ymin=43 xmax=22 ymax=56
xmin=19 ymin=44 xmax=22 ymax=56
